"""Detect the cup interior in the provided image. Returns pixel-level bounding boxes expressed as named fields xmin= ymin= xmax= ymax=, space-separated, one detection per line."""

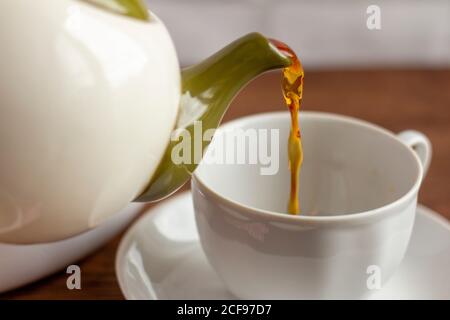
xmin=194 ymin=112 xmax=421 ymax=216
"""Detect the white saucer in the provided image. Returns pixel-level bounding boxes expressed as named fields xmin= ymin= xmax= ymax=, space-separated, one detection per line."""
xmin=115 ymin=192 xmax=450 ymax=300
xmin=0 ymin=203 xmax=144 ymax=293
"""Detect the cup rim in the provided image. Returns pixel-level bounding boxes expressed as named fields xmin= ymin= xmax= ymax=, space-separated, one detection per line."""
xmin=192 ymin=111 xmax=423 ymax=224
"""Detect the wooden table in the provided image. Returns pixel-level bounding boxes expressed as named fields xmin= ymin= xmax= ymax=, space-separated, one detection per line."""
xmin=3 ymin=69 xmax=450 ymax=299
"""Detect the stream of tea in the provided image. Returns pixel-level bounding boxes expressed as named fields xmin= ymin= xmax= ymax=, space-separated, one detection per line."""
xmin=270 ymin=39 xmax=304 ymax=215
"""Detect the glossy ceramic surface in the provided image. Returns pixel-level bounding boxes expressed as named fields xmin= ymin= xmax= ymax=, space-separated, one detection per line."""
xmin=80 ymin=0 xmax=149 ymax=21
xmin=192 ymin=112 xmax=430 ymax=299
xmin=136 ymin=33 xmax=290 ymax=202
xmin=0 ymin=1 xmax=292 ymax=244
xmin=115 ymin=192 xmax=450 ymax=299
xmin=0 ymin=0 xmax=180 ymax=243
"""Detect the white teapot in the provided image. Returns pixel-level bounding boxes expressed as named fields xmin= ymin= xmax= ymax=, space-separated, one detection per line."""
xmin=0 ymin=0 xmax=291 ymax=243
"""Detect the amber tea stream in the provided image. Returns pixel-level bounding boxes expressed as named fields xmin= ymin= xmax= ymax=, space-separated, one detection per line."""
xmin=270 ymin=39 xmax=304 ymax=215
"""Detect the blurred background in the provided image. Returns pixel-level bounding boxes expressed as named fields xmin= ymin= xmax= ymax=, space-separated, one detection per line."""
xmin=147 ymin=0 xmax=450 ymax=68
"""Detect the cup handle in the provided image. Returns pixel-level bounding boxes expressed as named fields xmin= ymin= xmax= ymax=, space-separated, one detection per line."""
xmin=397 ymin=130 xmax=432 ymax=179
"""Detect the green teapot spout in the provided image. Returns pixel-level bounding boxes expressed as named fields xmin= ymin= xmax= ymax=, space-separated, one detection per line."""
xmin=135 ymin=32 xmax=291 ymax=202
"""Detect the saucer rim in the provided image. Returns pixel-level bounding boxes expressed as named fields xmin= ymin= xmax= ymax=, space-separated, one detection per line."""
xmin=115 ymin=191 xmax=450 ymax=300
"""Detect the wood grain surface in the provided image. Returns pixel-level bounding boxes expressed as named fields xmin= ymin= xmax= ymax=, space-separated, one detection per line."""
xmin=2 ymin=69 xmax=449 ymax=300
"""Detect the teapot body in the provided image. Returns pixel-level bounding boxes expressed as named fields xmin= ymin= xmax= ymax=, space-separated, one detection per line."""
xmin=0 ymin=0 xmax=180 ymax=243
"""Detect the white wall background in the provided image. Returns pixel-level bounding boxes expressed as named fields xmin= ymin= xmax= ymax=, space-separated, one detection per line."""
xmin=146 ymin=0 xmax=450 ymax=68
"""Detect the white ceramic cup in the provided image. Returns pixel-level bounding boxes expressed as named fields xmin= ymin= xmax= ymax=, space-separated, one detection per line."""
xmin=191 ymin=111 xmax=431 ymax=299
